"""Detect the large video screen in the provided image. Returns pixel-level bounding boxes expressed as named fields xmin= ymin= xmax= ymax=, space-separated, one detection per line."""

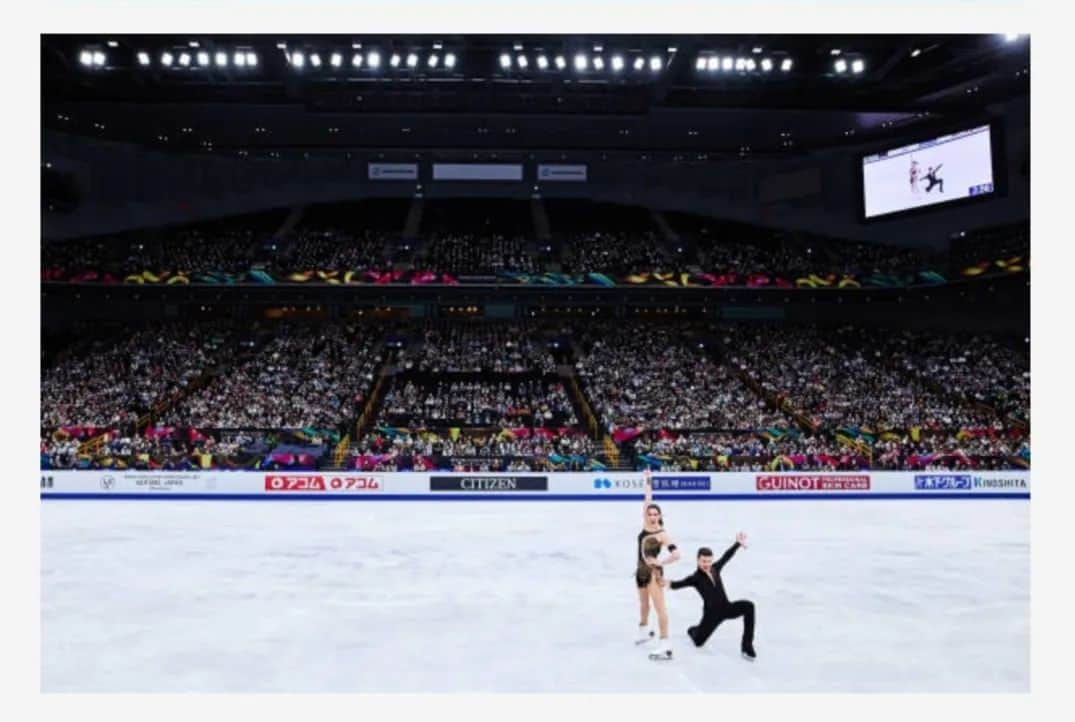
xmin=862 ymin=125 xmax=995 ymax=219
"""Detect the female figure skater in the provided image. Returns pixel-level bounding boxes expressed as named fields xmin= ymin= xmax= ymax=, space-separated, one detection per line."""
xmin=635 ymin=468 xmax=681 ymax=660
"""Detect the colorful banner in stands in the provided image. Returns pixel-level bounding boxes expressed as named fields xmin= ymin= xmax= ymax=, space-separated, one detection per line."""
xmin=44 ymin=255 xmax=1029 ymax=289
xmin=40 ymin=470 xmax=1029 ymax=498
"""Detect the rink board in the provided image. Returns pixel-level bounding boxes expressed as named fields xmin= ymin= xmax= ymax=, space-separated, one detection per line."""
xmin=39 ymin=470 xmax=1030 ymax=500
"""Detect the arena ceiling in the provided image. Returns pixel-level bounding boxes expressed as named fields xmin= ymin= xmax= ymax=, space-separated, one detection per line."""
xmin=42 ymin=34 xmax=1029 ymax=157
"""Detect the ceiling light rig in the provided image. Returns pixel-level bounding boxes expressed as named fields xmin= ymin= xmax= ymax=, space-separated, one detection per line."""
xmin=696 ymin=52 xmax=792 ymax=77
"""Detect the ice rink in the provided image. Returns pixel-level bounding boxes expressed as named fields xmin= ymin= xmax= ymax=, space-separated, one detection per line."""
xmin=41 ymin=499 xmax=1029 ymax=693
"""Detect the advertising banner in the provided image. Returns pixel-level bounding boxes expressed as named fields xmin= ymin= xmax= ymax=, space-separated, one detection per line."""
xmin=40 ymin=470 xmax=1029 ymax=499
xmin=368 ymin=163 xmax=418 ymax=180
xmin=429 ymin=475 xmax=548 ymax=492
xmin=264 ymin=474 xmax=383 ymax=493
xmin=537 ymin=164 xmax=587 ymax=182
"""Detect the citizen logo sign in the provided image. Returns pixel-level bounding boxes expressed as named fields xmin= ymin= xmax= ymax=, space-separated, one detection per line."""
xmin=593 ymin=478 xmax=644 ymax=490
xmin=100 ymin=475 xmax=115 ymax=490
xmin=915 ymin=474 xmax=972 ymax=490
xmin=756 ymin=475 xmax=871 ymax=491
xmin=972 ymin=476 xmax=1028 ymax=489
xmin=463 ymin=477 xmax=517 ymax=490
xmin=430 ymin=476 xmax=549 ymax=492
xmin=40 ymin=475 xmax=54 ymax=489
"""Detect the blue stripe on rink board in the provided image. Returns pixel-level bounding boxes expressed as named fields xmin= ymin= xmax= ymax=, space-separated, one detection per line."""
xmin=40 ymin=492 xmax=1031 ymax=501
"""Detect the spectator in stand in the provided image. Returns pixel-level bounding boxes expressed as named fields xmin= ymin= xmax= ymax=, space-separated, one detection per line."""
xmin=41 ymin=323 xmax=231 ymax=430
xmin=419 ymin=233 xmax=538 ymax=275
xmin=162 ymin=323 xmax=381 ymax=429
xmin=575 ymin=323 xmax=789 ymax=431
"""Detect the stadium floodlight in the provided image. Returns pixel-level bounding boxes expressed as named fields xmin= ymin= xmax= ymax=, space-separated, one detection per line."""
xmin=444 ymin=53 xmax=456 ymax=68
xmin=537 ymin=55 xmax=549 ymax=69
xmin=831 ymin=48 xmax=842 ymax=56
xmin=722 ymin=56 xmax=733 ymax=71
xmin=215 ymin=51 xmax=228 ymax=67
xmin=753 ymin=47 xmax=763 ymax=54
xmin=161 ymin=51 xmax=174 ymax=67
xmin=611 ymin=55 xmax=624 ymax=72
xmin=781 ymin=58 xmax=793 ymax=72
xmin=138 ymin=51 xmax=151 ymax=66
xmin=735 ymin=57 xmax=746 ymax=71
xmin=310 ymin=53 xmax=322 ymax=67
xmin=911 ymin=48 xmax=922 ymax=57
xmin=197 ymin=51 xmax=209 ymax=66
xmin=368 ymin=51 xmax=382 ymax=68
xmin=851 ymin=58 xmax=864 ymax=74
xmin=695 ymin=56 xmax=707 ymax=71
xmin=746 ymin=58 xmax=757 ymax=71
xmin=499 ymin=53 xmax=511 ymax=69
xmin=649 ymin=56 xmax=662 ymax=71
xmin=760 ymin=58 xmax=773 ymax=72
xmin=178 ymin=52 xmax=191 ymax=67
xmin=707 ymin=56 xmax=719 ymax=71
xmin=517 ymin=54 xmax=528 ymax=69
xmin=633 ymin=57 xmax=644 ymax=70
xmin=406 ymin=53 xmax=418 ymax=68
xmin=556 ymin=55 xmax=567 ymax=70
xmin=352 ymin=53 xmax=364 ymax=67
xmin=834 ymin=58 xmax=848 ymax=73
xmin=331 ymin=52 xmax=343 ymax=67
xmin=390 ymin=53 xmax=401 ymax=67
xmin=428 ymin=54 xmax=439 ymax=68
xmin=574 ymin=54 xmax=588 ymax=71
xmin=233 ymin=52 xmax=246 ymax=67
xmin=93 ymin=51 xmax=106 ymax=67
xmin=291 ymin=51 xmax=305 ymax=68
xmin=79 ymin=50 xmax=93 ymax=66
xmin=246 ymin=52 xmax=257 ymax=67
xmin=593 ymin=56 xmax=604 ymax=70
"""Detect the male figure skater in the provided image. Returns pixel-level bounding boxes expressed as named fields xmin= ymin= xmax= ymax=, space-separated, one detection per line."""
xmin=924 ymin=164 xmax=944 ymax=193
xmin=667 ymin=533 xmax=757 ymax=660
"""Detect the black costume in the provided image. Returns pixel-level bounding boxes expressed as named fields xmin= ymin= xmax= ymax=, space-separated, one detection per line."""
xmin=635 ymin=529 xmax=675 ymax=588
xmin=925 ymin=165 xmax=944 ymax=193
xmin=669 ymin=542 xmax=755 ymax=653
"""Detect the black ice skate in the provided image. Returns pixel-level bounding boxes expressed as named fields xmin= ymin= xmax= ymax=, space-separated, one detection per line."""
xmin=741 ymin=643 xmax=756 ymax=661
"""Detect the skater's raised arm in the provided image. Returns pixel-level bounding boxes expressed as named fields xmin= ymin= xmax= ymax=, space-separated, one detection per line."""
xmin=714 ymin=533 xmax=747 ymax=572
xmin=641 ymin=467 xmax=653 ymax=522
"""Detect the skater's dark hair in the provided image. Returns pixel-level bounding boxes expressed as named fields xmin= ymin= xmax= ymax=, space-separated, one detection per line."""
xmin=697 ymin=547 xmax=714 ymax=558
xmin=646 ymin=503 xmax=664 ymax=527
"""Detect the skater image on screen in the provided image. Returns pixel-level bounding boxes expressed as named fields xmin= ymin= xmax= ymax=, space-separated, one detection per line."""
xmin=667 ymin=533 xmax=757 ymax=660
xmin=924 ymin=164 xmax=944 ymax=193
xmin=909 ymin=158 xmax=920 ymax=194
xmin=635 ymin=467 xmax=681 ymax=661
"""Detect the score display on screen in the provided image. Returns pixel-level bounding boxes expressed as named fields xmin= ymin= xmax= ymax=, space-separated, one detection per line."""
xmin=861 ymin=125 xmax=995 ymax=219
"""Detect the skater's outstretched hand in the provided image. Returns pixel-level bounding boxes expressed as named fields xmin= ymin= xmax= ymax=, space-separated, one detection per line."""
xmin=736 ymin=532 xmax=748 ymax=548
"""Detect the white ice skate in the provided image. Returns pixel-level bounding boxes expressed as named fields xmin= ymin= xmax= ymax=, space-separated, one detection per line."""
xmin=649 ymin=641 xmax=673 ymax=662
xmin=635 ymin=623 xmax=656 ymax=645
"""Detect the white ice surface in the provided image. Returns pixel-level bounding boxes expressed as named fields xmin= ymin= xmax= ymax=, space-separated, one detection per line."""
xmin=41 ymin=500 xmax=1029 ymax=692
